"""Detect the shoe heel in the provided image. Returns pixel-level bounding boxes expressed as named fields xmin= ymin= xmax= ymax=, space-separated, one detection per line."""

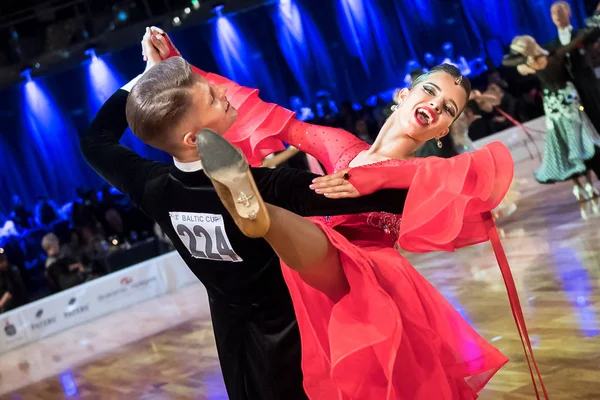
xmin=573 ymin=186 xmax=590 ymax=202
xmin=584 ymin=183 xmax=599 ymax=199
xmin=196 ymin=129 xmax=270 ymax=238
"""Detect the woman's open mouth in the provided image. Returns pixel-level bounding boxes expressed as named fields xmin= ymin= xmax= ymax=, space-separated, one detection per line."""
xmin=414 ymin=106 xmax=436 ymax=127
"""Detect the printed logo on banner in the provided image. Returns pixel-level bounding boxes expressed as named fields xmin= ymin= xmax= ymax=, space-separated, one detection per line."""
xmin=4 ymin=320 xmax=16 ymax=337
xmin=64 ymin=297 xmax=90 ymax=318
xmin=1 ymin=317 xmax=29 ymax=348
xmin=169 ymin=212 xmax=242 ymax=262
xmin=98 ymin=274 xmax=159 ymax=303
xmin=30 ymin=308 xmax=57 ymax=331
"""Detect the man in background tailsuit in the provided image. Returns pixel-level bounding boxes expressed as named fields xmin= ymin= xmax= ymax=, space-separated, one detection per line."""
xmin=545 ymin=1 xmax=600 ymax=130
xmin=545 ymin=1 xmax=600 ymax=181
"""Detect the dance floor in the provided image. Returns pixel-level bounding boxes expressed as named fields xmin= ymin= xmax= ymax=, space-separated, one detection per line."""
xmin=1 ymin=158 xmax=599 ymax=399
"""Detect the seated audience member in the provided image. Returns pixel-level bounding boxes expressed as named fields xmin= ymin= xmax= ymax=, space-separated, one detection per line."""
xmin=34 ymin=197 xmax=63 ymax=227
xmin=315 ymin=90 xmax=339 ymax=124
xmin=0 ymin=254 xmax=27 ymax=313
xmin=10 ymin=195 xmax=33 ymax=230
xmin=290 ymin=96 xmax=315 ymax=122
xmin=42 ymin=233 xmax=91 ymax=291
xmin=403 ymin=60 xmax=426 ymax=87
xmin=339 ymin=101 xmax=357 ymax=133
xmin=0 ymin=218 xmax=19 ymax=238
xmin=486 ymin=82 xmax=518 ymax=130
xmin=354 ymin=119 xmax=374 ymax=144
xmin=441 ymin=42 xmax=472 ymax=76
xmin=464 ymin=100 xmax=494 ymax=141
xmin=104 ymin=208 xmax=130 ymax=244
xmin=423 ymin=52 xmax=437 ymax=70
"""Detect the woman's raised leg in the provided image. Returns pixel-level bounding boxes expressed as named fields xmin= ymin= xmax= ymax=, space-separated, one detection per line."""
xmin=264 ymin=204 xmax=348 ymax=301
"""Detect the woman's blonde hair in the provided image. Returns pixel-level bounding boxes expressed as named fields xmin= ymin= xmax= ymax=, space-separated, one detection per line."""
xmin=510 ymin=35 xmax=549 ymax=57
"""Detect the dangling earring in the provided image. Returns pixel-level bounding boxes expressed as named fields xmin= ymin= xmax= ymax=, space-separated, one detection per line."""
xmin=437 ymin=138 xmax=443 ymax=148
xmin=391 ymin=104 xmax=398 ymax=112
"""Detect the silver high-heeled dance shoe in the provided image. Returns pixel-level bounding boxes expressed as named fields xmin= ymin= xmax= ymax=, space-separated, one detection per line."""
xmin=196 ymin=129 xmax=270 ymax=238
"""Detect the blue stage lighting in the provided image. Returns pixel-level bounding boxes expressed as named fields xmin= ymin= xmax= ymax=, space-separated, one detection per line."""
xmin=84 ymin=48 xmax=98 ymax=61
xmin=21 ymin=69 xmax=88 ymax=199
xmin=20 ymin=68 xmax=32 ymax=83
xmin=213 ymin=4 xmax=225 ymax=18
xmin=86 ymin=51 xmax=122 ymax=115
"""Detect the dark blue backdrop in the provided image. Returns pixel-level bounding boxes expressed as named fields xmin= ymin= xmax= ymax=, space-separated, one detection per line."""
xmin=0 ymin=0 xmax=591 ymax=215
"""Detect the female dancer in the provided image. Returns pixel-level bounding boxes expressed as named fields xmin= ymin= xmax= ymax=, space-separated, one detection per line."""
xmin=506 ymin=34 xmax=600 ymax=201
xmin=150 ymin=30 xmax=545 ymax=399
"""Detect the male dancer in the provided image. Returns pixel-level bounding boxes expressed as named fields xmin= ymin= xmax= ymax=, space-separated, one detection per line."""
xmin=546 ymin=1 xmax=600 ymax=130
xmin=81 ymin=29 xmax=408 ymax=400
xmin=546 ymin=1 xmax=600 ymax=187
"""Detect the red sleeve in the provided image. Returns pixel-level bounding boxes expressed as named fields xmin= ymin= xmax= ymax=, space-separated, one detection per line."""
xmin=236 ymin=120 xmax=365 ymax=173
xmin=347 ymin=159 xmax=418 ymax=194
xmin=348 ymin=142 xmax=514 ymax=252
xmin=186 ymin=63 xmax=364 ymax=171
xmin=164 ymin=42 xmax=364 ymax=169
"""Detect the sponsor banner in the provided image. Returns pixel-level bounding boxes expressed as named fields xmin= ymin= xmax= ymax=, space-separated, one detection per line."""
xmin=0 ymin=252 xmax=194 ymax=355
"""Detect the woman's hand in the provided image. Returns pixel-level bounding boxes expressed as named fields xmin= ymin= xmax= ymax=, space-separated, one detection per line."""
xmin=517 ymin=63 xmax=536 ymax=75
xmin=309 ymin=170 xmax=361 ymax=198
xmin=149 ymin=26 xmax=180 ymax=60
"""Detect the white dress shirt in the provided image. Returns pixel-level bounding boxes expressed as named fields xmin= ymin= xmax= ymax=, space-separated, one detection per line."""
xmin=558 ymin=25 xmax=573 ymax=46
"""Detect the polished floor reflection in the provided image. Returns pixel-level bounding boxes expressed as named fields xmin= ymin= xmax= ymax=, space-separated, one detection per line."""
xmin=1 ymin=159 xmax=599 ymax=399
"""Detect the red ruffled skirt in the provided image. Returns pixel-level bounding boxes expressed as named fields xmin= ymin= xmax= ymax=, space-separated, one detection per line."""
xmin=281 ymin=227 xmax=508 ymax=399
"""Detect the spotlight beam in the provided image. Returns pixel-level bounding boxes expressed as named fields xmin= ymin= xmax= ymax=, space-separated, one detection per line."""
xmin=20 ymin=68 xmax=32 ymax=83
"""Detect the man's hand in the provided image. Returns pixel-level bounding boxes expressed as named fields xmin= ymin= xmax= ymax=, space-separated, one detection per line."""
xmin=69 ymin=263 xmax=85 ymax=273
xmin=142 ymin=27 xmax=162 ymax=71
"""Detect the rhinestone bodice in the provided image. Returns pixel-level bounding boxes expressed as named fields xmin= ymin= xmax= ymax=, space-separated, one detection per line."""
xmin=309 ymin=143 xmax=404 ymax=248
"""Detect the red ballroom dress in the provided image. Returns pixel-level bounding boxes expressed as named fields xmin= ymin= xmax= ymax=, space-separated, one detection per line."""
xmin=179 ymin=59 xmax=547 ymax=400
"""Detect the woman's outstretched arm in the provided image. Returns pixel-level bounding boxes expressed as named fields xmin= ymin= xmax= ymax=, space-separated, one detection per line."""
xmin=148 ymin=27 xmax=364 ymax=172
